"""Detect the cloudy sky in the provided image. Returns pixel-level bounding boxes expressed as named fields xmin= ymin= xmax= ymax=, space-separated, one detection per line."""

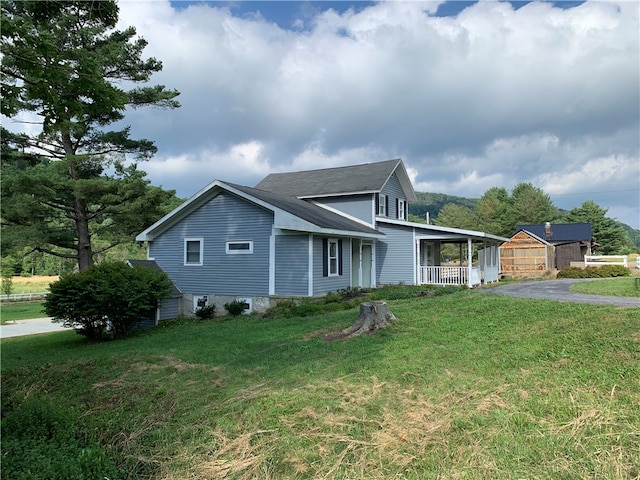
xmin=114 ymin=0 xmax=639 ymax=228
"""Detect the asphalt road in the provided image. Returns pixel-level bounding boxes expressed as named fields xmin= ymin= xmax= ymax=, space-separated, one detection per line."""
xmin=0 ymin=317 xmax=72 ymax=339
xmin=485 ymin=278 xmax=640 ymax=308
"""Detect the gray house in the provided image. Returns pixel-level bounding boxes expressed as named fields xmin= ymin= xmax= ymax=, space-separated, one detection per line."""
xmin=136 ymin=159 xmax=507 ymax=317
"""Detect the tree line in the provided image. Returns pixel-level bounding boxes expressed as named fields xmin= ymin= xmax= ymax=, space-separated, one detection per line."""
xmin=409 ymin=184 xmax=636 ymax=255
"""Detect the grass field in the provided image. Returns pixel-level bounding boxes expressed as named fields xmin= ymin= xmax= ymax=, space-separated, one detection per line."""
xmin=7 ymin=275 xmax=58 ymax=293
xmin=570 ymin=277 xmax=640 ymax=298
xmin=0 ymin=302 xmax=46 ymax=323
xmin=2 ymin=289 xmax=639 ymax=480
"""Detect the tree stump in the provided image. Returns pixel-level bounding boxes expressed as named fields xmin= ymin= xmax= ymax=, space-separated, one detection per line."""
xmin=324 ymin=301 xmax=397 ymax=341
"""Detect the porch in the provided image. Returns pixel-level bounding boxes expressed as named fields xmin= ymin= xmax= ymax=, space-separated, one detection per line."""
xmin=415 ymin=232 xmax=504 ymax=288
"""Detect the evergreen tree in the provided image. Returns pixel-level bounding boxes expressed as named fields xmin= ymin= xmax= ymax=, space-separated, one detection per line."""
xmin=562 ymin=201 xmax=632 ymax=254
xmin=1 ymin=1 xmax=180 ymax=270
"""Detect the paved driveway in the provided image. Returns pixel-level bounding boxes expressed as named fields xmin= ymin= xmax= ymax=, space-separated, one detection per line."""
xmin=485 ymin=278 xmax=639 ymax=308
xmin=0 ymin=318 xmax=72 ymax=339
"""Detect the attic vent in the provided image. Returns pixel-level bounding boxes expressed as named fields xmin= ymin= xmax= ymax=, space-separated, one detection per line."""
xmin=544 ymin=222 xmax=552 ymax=241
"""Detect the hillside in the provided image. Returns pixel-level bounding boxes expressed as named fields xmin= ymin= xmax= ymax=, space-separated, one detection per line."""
xmin=408 ymin=192 xmax=478 ymax=222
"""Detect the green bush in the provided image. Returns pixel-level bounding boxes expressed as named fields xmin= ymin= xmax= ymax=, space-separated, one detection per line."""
xmin=557 ymin=265 xmax=631 ymax=279
xmin=195 ymin=304 xmax=216 ymax=320
xmin=44 ymin=262 xmax=172 ymax=341
xmin=1 ymin=396 xmax=120 ymax=480
xmin=224 ymin=299 xmax=247 ymax=316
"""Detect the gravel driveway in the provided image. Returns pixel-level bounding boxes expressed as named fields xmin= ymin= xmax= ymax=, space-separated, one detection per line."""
xmin=485 ymin=278 xmax=639 ymax=308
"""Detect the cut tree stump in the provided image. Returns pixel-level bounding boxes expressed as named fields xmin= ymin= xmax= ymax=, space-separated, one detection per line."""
xmin=324 ymin=301 xmax=397 ymax=341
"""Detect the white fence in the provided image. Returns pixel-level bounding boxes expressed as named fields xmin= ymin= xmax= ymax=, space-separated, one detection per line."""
xmin=0 ymin=292 xmax=48 ymax=302
xmin=584 ymin=255 xmax=628 ymax=268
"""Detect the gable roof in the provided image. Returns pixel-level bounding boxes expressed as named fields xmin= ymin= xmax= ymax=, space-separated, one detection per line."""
xmin=516 ymin=223 xmax=592 ymax=242
xmin=256 ymin=158 xmax=417 ymax=202
xmin=136 ymin=180 xmax=383 ymax=242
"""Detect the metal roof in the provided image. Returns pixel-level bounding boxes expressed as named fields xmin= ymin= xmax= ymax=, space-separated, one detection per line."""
xmin=516 ymin=223 xmax=592 ymax=242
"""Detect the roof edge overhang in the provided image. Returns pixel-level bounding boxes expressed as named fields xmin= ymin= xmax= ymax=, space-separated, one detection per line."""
xmin=378 ymin=217 xmax=509 ymax=243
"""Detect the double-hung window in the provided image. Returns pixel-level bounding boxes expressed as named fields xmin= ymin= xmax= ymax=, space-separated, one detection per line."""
xmin=377 ymin=194 xmax=387 ymax=217
xmin=328 ymin=239 xmax=339 ymax=276
xmin=398 ymin=199 xmax=406 ymax=220
xmin=323 ymin=238 xmax=343 ymax=277
xmin=184 ymin=238 xmax=203 ymax=266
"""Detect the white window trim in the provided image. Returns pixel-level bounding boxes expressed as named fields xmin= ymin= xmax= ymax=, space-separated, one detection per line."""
xmin=184 ymin=238 xmax=203 ymax=266
xmin=328 ymin=238 xmax=339 ymax=277
xmin=378 ymin=194 xmax=387 ymax=217
xmin=398 ymin=199 xmax=406 ymax=220
xmin=226 ymin=240 xmax=253 ymax=254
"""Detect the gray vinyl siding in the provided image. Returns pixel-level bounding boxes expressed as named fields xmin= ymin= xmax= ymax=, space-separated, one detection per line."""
xmin=312 ymin=236 xmax=351 ymax=295
xmin=376 ymin=223 xmax=415 ymax=285
xmin=275 ymin=234 xmax=309 ymax=296
xmin=149 ymin=192 xmax=273 ymax=296
xmin=158 ymin=297 xmax=180 ymax=321
xmin=314 ymin=194 xmax=374 ymax=224
xmin=380 ymin=173 xmax=406 ymax=220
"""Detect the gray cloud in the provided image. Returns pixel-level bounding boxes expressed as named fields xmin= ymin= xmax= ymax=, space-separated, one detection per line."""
xmin=116 ymin=1 xmax=639 ymax=228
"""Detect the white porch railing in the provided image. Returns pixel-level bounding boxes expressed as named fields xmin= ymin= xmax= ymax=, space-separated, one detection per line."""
xmin=420 ymin=266 xmax=482 ymax=287
xmin=584 ymin=255 xmax=628 ymax=267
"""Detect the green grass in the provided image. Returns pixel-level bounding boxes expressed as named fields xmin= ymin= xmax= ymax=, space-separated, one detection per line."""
xmin=0 ymin=302 xmax=46 ymax=323
xmin=570 ymin=277 xmax=640 ymax=297
xmin=2 ymin=291 xmax=639 ymax=479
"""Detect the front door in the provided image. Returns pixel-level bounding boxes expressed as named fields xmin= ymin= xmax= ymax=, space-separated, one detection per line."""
xmin=352 ymin=240 xmax=373 ymax=288
xmin=362 ymin=244 xmax=372 ymax=288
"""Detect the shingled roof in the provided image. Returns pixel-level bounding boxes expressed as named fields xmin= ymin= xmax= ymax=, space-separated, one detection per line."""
xmin=256 ymin=158 xmax=417 ymax=202
xmin=227 ymin=183 xmax=381 ymax=236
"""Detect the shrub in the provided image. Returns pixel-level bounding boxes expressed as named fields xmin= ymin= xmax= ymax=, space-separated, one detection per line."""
xmin=44 ymin=262 xmax=172 ymax=341
xmin=557 ymin=265 xmax=631 ymax=279
xmin=224 ymin=299 xmax=247 ymax=316
xmin=195 ymin=304 xmax=216 ymax=320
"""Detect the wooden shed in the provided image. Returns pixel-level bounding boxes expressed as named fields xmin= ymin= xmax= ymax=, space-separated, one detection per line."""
xmin=500 ymin=230 xmax=554 ymax=274
xmin=516 ymin=223 xmax=592 ymax=270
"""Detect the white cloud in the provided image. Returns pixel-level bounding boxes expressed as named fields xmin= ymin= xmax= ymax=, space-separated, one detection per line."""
xmin=8 ymin=1 xmax=639 ymax=228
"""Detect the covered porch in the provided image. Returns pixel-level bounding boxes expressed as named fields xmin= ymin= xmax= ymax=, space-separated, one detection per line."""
xmin=415 ymin=227 xmax=506 ymax=288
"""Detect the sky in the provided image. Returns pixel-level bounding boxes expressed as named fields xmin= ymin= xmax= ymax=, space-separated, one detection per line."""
xmin=32 ymin=1 xmax=640 ymax=228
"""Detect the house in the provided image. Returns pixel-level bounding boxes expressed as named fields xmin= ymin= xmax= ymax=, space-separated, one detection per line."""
xmin=136 ymin=159 xmax=508 ymax=316
xmin=500 ymin=223 xmax=592 ymax=274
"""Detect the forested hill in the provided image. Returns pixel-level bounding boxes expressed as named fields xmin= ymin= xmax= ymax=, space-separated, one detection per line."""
xmin=408 ymin=192 xmax=478 ymax=222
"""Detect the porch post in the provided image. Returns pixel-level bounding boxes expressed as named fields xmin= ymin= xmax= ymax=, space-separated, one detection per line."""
xmin=467 ymin=238 xmax=473 ymax=288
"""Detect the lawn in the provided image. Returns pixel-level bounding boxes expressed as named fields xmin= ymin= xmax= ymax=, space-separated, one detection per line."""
xmin=570 ymin=277 xmax=640 ymax=298
xmin=0 ymin=302 xmax=46 ymax=323
xmin=2 ymin=290 xmax=639 ymax=480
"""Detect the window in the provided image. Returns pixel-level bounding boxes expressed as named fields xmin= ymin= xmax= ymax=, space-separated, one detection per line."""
xmin=184 ymin=238 xmax=203 ymax=265
xmin=328 ymin=239 xmax=339 ymax=276
xmin=226 ymin=240 xmax=253 ymax=254
xmin=323 ymin=238 xmax=343 ymax=277
xmin=377 ymin=194 xmax=387 ymax=216
xmin=398 ymin=199 xmax=406 ymax=220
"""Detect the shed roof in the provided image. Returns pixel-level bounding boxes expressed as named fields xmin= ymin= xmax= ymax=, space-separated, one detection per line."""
xmin=256 ymin=158 xmax=417 ymax=202
xmin=516 ymin=223 xmax=592 ymax=242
